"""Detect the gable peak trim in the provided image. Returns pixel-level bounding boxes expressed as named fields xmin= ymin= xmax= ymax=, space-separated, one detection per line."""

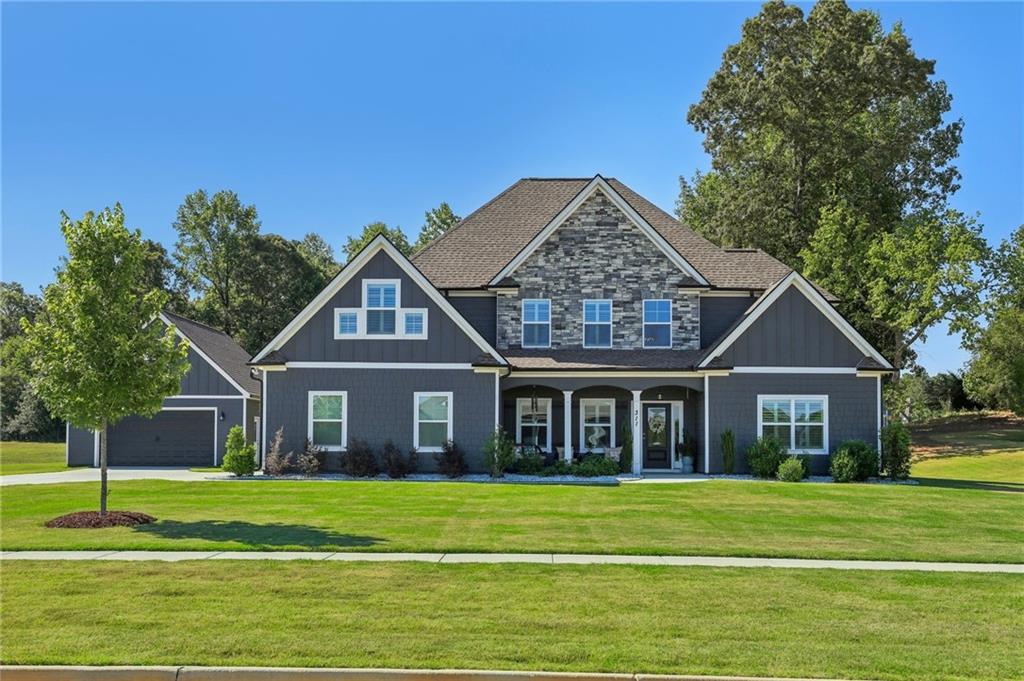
xmin=488 ymin=175 xmax=709 ymax=286
xmin=158 ymin=312 xmax=252 ymax=397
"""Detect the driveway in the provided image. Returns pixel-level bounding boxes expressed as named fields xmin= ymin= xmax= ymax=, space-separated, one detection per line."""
xmin=0 ymin=467 xmax=232 ymax=487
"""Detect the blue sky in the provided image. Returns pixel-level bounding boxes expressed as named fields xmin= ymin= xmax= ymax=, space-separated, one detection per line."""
xmin=3 ymin=2 xmax=1021 ymax=372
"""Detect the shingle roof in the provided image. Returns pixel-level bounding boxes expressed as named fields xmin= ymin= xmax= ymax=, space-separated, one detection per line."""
xmin=503 ymin=348 xmax=707 ymax=371
xmin=411 ymin=177 xmax=797 ymax=292
xmin=163 ymin=311 xmax=261 ymax=396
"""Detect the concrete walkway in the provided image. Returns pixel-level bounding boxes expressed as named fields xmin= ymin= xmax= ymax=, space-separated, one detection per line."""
xmin=2 ymin=550 xmax=1020 ymax=573
xmin=0 ymin=467 xmax=231 ymax=486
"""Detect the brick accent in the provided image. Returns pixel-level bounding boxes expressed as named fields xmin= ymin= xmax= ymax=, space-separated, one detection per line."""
xmin=497 ymin=189 xmax=700 ymax=350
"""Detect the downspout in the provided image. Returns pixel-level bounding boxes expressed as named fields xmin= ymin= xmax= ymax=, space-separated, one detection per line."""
xmin=250 ymin=367 xmax=263 ymax=469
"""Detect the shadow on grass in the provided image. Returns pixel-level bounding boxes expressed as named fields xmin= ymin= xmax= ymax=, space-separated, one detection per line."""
xmin=132 ymin=520 xmax=384 ymax=548
xmin=913 ymin=477 xmax=1024 ymax=494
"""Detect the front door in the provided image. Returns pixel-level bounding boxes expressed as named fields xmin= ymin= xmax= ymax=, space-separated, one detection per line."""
xmin=642 ymin=403 xmax=671 ymax=469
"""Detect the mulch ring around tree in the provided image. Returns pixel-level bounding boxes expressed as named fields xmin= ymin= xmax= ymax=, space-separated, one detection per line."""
xmin=45 ymin=511 xmax=156 ymax=529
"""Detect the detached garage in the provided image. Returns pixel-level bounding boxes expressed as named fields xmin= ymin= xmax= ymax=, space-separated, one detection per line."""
xmin=67 ymin=311 xmax=261 ymax=467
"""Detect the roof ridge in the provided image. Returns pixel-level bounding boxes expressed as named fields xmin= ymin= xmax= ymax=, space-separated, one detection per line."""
xmin=410 ymin=178 xmax=535 ymax=265
xmin=162 ymin=309 xmax=231 ymax=338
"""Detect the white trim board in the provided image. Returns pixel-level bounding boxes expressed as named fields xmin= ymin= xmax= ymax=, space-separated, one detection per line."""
xmin=413 ymin=391 xmax=454 ymax=453
xmin=165 ymin=394 xmax=246 ymax=399
xmin=307 ymin=390 xmax=348 ymax=452
xmin=698 ymin=271 xmax=893 ymax=370
xmin=158 ymin=313 xmax=252 ymax=398
xmin=488 ymin=175 xmax=709 ymax=286
xmin=756 ymin=395 xmax=829 ymax=456
xmin=250 ymin=235 xmax=507 ymax=366
xmin=286 ymin=362 xmax=477 ymax=370
xmin=515 ymin=397 xmax=553 ymax=452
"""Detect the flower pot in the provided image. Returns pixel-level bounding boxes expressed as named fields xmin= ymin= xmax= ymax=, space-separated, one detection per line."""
xmin=681 ymin=455 xmax=695 ymax=474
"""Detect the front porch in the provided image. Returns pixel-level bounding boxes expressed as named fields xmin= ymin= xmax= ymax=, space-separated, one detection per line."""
xmin=499 ymin=376 xmax=705 ymax=476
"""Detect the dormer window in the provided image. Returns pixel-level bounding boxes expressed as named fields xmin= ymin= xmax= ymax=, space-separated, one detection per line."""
xmin=333 ymin=278 xmax=427 ymax=340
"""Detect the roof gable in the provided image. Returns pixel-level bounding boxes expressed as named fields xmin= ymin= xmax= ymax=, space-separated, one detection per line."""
xmin=251 ymin=235 xmax=507 ymax=366
xmin=488 ymin=176 xmax=708 ymax=286
xmin=699 ymin=272 xmax=892 ymax=369
xmin=159 ymin=312 xmax=258 ymax=396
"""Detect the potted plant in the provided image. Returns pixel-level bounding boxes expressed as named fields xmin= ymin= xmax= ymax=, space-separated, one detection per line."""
xmin=675 ymin=420 xmax=695 ymax=474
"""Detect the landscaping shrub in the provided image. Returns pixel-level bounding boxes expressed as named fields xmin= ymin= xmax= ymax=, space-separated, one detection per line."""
xmin=619 ymin=422 xmax=633 ymax=473
xmin=572 ymin=454 xmax=620 ymax=477
xmin=263 ymin=427 xmax=293 ymax=476
xmin=776 ymin=456 xmax=805 ymax=482
xmin=747 ymin=436 xmax=786 ymax=478
xmin=833 ymin=439 xmax=877 ymax=481
xmin=513 ymin=449 xmax=544 ymax=475
xmin=434 ymin=440 xmax=467 ymax=478
xmin=482 ymin=428 xmax=517 ymax=478
xmin=830 ymin=448 xmax=859 ymax=482
xmin=381 ymin=439 xmax=416 ymax=478
xmin=341 ymin=438 xmax=378 ymax=477
xmin=222 ymin=425 xmax=256 ymax=476
xmin=880 ymin=421 xmax=912 ymax=480
xmin=295 ymin=439 xmax=324 ymax=477
xmin=721 ymin=429 xmax=735 ymax=474
xmin=539 ymin=459 xmax=574 ymax=477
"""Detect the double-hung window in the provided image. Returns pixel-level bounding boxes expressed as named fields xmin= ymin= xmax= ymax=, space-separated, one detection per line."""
xmin=583 ymin=300 xmax=612 ymax=348
xmin=643 ymin=299 xmax=672 ymax=348
xmin=522 ymin=299 xmax=551 ymax=348
xmin=516 ymin=397 xmax=551 ymax=451
xmin=308 ymin=391 xmax=347 ymax=451
xmin=758 ymin=395 xmax=828 ymax=454
xmin=580 ymin=398 xmax=615 ymax=451
xmin=365 ymin=280 xmax=398 ymax=335
xmin=414 ymin=392 xmax=453 ymax=452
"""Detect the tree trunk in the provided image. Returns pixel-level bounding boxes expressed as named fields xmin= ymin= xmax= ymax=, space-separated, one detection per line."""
xmin=99 ymin=420 xmax=108 ymax=516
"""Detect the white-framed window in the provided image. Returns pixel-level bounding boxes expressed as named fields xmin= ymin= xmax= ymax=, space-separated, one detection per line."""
xmin=757 ymin=395 xmax=829 ymax=454
xmin=414 ymin=391 xmax=453 ymax=452
xmin=402 ymin=309 xmax=427 ymax=338
xmin=580 ymin=398 xmax=615 ymax=452
xmin=336 ymin=311 xmax=359 ymax=336
xmin=583 ymin=299 xmax=612 ymax=348
xmin=522 ymin=299 xmax=551 ymax=348
xmin=643 ymin=299 xmax=672 ymax=348
xmin=308 ymin=391 xmax=347 ymax=451
xmin=516 ymin=397 xmax=552 ymax=451
xmin=364 ymin=279 xmax=399 ymax=335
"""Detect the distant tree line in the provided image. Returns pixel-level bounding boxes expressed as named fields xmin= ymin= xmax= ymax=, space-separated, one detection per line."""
xmin=2 ymin=192 xmax=461 ymax=441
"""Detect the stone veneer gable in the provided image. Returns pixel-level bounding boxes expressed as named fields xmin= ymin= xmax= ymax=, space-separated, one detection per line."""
xmin=496 ymin=189 xmax=701 ymax=350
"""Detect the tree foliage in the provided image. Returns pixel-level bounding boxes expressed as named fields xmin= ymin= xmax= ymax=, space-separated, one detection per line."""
xmin=21 ymin=205 xmax=190 ymax=512
xmin=294 ymin=232 xmax=339 ymax=280
xmin=678 ymin=0 xmax=981 ymax=369
xmin=1 ymin=282 xmax=61 ymax=440
xmin=343 ymin=222 xmax=411 ymax=261
xmin=414 ymin=202 xmax=461 ymax=252
xmin=172 ymin=189 xmax=260 ymax=336
xmin=963 ymin=308 xmax=1024 ymax=416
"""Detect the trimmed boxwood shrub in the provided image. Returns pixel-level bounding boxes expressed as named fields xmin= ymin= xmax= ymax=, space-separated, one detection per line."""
xmin=776 ymin=456 xmax=805 ymax=482
xmin=747 ymin=436 xmax=787 ymax=479
xmin=830 ymin=439 xmax=877 ymax=482
xmin=830 ymin=448 xmax=859 ymax=482
xmin=513 ymin=450 xmax=545 ymax=475
xmin=572 ymin=454 xmax=620 ymax=477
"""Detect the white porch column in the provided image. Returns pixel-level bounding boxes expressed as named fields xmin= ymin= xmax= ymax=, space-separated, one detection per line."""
xmin=631 ymin=390 xmax=642 ymax=476
xmin=562 ymin=390 xmax=573 ymax=463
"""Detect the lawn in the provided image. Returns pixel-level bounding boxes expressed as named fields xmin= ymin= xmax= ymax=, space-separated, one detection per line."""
xmin=909 ymin=412 xmax=1024 ymax=493
xmin=0 ymin=441 xmax=69 ymax=475
xmin=2 ymin=478 xmax=1021 ymax=562
xmin=2 ymin=561 xmax=1020 ymax=681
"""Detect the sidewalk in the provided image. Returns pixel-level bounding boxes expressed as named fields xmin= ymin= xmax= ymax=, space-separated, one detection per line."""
xmin=0 ymin=467 xmax=230 ymax=487
xmin=2 ymin=550 xmax=1020 ymax=573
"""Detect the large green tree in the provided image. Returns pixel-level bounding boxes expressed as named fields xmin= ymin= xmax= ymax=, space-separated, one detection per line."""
xmin=678 ymin=0 xmax=980 ymax=368
xmin=343 ymin=222 xmax=411 ymax=261
xmin=294 ymin=232 xmax=340 ymax=279
xmin=172 ymin=189 xmax=260 ymax=335
xmin=414 ymin=202 xmax=461 ymax=252
xmin=22 ymin=205 xmax=189 ymax=514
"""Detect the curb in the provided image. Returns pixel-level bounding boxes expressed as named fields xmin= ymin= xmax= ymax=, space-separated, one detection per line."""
xmin=0 ymin=668 xmax=874 ymax=681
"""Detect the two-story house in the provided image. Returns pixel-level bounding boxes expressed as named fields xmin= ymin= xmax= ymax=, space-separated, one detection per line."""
xmin=249 ymin=175 xmax=894 ymax=475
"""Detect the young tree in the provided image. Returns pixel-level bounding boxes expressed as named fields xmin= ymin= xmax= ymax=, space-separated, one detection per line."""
xmin=22 ymin=205 xmax=189 ymax=514
xmin=294 ymin=232 xmax=340 ymax=279
xmin=963 ymin=308 xmax=1024 ymax=415
xmin=343 ymin=222 xmax=411 ymax=261
xmin=172 ymin=189 xmax=260 ymax=335
xmin=414 ymin=202 xmax=461 ymax=252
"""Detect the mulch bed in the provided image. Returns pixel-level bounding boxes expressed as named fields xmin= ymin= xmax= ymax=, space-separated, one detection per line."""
xmin=45 ymin=511 xmax=156 ymax=529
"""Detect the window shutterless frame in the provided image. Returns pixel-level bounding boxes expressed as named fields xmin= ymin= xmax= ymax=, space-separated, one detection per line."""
xmin=756 ymin=395 xmax=829 ymax=455
xmin=521 ymin=299 xmax=551 ymax=349
xmin=642 ymin=299 xmax=672 ymax=349
xmin=413 ymin=391 xmax=453 ymax=452
xmin=307 ymin=390 xmax=348 ymax=451
xmin=579 ymin=397 xmax=616 ymax=452
xmin=582 ymin=299 xmax=612 ymax=348
xmin=515 ymin=397 xmax=552 ymax=452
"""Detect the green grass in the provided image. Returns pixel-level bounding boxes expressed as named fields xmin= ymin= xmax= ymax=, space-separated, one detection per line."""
xmin=0 ymin=441 xmax=69 ymax=475
xmin=913 ymin=449 xmax=1024 ymax=493
xmin=3 ymin=479 xmax=1021 ymax=562
xmin=2 ymin=561 xmax=1020 ymax=681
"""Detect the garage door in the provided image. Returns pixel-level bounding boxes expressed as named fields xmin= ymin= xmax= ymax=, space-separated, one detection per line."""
xmin=107 ymin=409 xmax=215 ymax=466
